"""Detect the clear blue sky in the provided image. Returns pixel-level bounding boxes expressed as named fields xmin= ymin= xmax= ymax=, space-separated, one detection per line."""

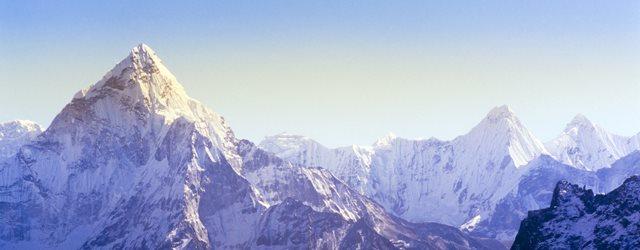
xmin=1 ymin=1 xmax=639 ymax=147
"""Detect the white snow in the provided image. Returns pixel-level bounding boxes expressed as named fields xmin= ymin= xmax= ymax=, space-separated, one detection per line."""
xmin=546 ymin=114 xmax=640 ymax=171
xmin=0 ymin=44 xmax=259 ymax=249
xmin=460 ymin=215 xmax=482 ymax=232
xmin=0 ymin=120 xmax=42 ymax=159
xmin=260 ymin=105 xmax=548 ymax=226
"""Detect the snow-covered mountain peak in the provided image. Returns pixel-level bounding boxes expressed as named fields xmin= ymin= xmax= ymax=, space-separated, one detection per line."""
xmin=74 ymin=43 xmax=188 ymax=102
xmin=126 ymin=43 xmax=164 ymax=72
xmin=0 ymin=120 xmax=43 ymax=159
xmin=0 ymin=120 xmax=42 ymax=138
xmin=46 ymin=44 xmax=240 ymax=171
xmin=0 ymin=44 xmax=261 ymax=248
xmin=562 ymin=114 xmax=600 ymax=135
xmin=485 ymin=105 xmax=516 ymax=121
xmin=456 ymin=105 xmax=546 ymax=168
xmin=373 ymin=132 xmax=397 ymax=147
xmin=567 ymin=113 xmax=592 ymax=128
xmin=131 ymin=43 xmax=156 ymax=59
xmin=62 ymin=44 xmax=222 ymax=125
xmin=469 ymin=105 xmax=527 ymax=136
xmin=259 ymin=133 xmax=346 ymax=164
xmin=546 ymin=115 xmax=637 ymax=171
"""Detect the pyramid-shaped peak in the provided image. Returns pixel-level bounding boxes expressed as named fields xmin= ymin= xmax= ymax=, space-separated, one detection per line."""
xmin=566 ymin=114 xmax=595 ymax=130
xmin=132 ymin=43 xmax=154 ymax=53
xmin=74 ymin=43 xmax=187 ymax=100
xmin=467 ymin=105 xmax=527 ymax=136
xmin=373 ymin=132 xmax=397 ymax=147
xmin=129 ymin=43 xmax=161 ymax=64
xmin=459 ymin=105 xmax=546 ymax=167
xmin=485 ymin=105 xmax=516 ymax=120
xmin=50 ymin=44 xmax=235 ymax=155
xmin=124 ymin=43 xmax=167 ymax=73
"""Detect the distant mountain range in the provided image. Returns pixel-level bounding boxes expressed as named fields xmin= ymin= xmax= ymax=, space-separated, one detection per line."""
xmin=1 ymin=44 xmax=638 ymax=249
xmin=0 ymin=120 xmax=41 ymax=160
xmin=258 ymin=104 xmax=640 ymax=243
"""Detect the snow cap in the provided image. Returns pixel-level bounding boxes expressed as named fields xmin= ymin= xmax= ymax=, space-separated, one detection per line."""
xmin=373 ymin=132 xmax=397 ymax=147
xmin=485 ymin=105 xmax=516 ymax=120
xmin=565 ymin=114 xmax=595 ymax=131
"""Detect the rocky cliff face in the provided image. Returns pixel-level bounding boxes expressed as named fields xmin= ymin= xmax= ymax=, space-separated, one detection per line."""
xmin=512 ymin=176 xmax=640 ymax=249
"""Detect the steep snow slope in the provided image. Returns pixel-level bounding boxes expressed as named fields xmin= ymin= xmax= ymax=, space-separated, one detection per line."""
xmin=512 ymin=176 xmax=640 ymax=249
xmin=259 ymin=108 xmax=640 ymax=244
xmin=259 ymin=133 xmax=373 ymax=193
xmin=452 ymin=105 xmax=547 ymax=169
xmin=546 ymin=114 xmax=640 ymax=171
xmin=0 ymin=120 xmax=42 ymax=159
xmin=239 ymin=140 xmax=504 ymax=249
xmin=0 ymin=44 xmax=503 ymax=249
xmin=252 ymin=197 xmax=504 ymax=250
xmin=261 ymin=106 xmax=547 ymax=227
xmin=0 ymin=44 xmax=263 ymax=249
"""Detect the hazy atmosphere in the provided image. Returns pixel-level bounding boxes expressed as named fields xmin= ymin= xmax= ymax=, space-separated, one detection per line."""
xmin=2 ymin=0 xmax=639 ymax=147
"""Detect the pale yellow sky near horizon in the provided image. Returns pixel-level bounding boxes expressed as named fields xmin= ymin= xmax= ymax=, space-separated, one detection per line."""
xmin=1 ymin=1 xmax=639 ymax=147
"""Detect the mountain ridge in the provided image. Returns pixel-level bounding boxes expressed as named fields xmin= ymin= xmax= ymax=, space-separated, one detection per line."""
xmin=512 ymin=176 xmax=640 ymax=249
xmin=258 ymin=109 xmax=640 ymax=243
xmin=546 ymin=114 xmax=640 ymax=171
xmin=0 ymin=120 xmax=42 ymax=160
